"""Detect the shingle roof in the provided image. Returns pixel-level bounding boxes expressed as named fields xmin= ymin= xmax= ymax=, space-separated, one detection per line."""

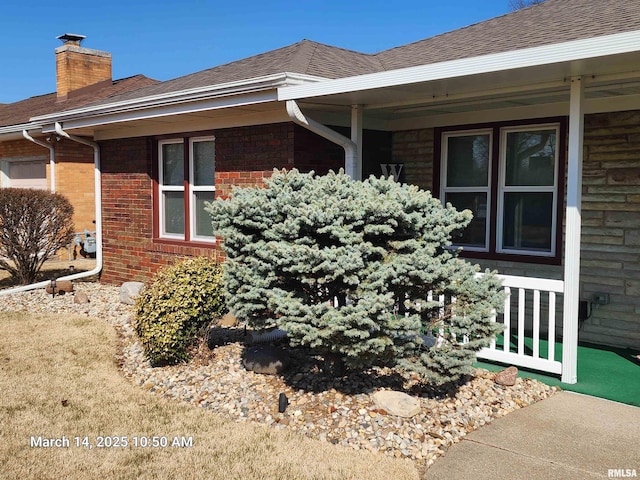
xmin=65 ymin=0 xmax=640 ymax=112
xmin=3 ymin=0 xmax=640 ymax=125
xmin=0 ymin=75 xmax=158 ymax=128
xmin=377 ymin=0 xmax=640 ymax=70
xmin=69 ymin=40 xmax=384 ymax=107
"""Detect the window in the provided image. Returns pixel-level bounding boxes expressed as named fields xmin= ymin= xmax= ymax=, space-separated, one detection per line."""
xmin=158 ymin=136 xmax=215 ymax=242
xmin=438 ymin=120 xmax=564 ymax=261
xmin=441 ymin=130 xmax=492 ymax=250
xmin=1 ymin=159 xmax=47 ymax=190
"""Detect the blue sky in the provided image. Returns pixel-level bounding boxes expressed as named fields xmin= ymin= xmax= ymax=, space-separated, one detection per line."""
xmin=0 ymin=1 xmax=513 ymax=103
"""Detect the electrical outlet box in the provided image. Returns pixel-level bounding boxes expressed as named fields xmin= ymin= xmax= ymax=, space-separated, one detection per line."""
xmin=592 ymin=293 xmax=610 ymax=306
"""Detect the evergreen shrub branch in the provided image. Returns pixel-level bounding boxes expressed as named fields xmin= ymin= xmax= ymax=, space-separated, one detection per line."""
xmin=207 ymin=169 xmax=504 ymax=385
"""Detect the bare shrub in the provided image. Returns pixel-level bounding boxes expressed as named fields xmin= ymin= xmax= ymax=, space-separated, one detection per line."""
xmin=0 ymin=188 xmax=74 ymax=285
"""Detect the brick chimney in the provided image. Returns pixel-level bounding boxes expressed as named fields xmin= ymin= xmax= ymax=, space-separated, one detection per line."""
xmin=55 ymin=33 xmax=112 ymax=100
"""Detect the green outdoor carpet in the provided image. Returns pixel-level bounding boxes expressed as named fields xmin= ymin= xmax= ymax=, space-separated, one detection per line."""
xmin=475 ymin=339 xmax=640 ymax=407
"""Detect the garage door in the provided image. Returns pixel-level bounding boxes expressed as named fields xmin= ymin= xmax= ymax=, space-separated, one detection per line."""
xmin=8 ymin=160 xmax=47 ymax=190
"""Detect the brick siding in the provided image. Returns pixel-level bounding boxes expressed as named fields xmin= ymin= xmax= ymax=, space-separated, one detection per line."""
xmin=54 ymin=140 xmax=96 ymax=233
xmin=99 ymin=122 xmax=366 ymax=284
xmin=100 ymin=137 xmax=223 ymax=284
xmin=56 ymin=47 xmax=112 ymax=99
xmin=293 ymin=125 xmax=343 ymax=174
xmin=0 ymin=138 xmax=96 ymax=244
xmin=214 ymin=123 xmax=294 ymax=198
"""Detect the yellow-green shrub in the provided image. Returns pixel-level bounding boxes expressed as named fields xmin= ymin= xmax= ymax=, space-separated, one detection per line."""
xmin=134 ymin=257 xmax=226 ymax=366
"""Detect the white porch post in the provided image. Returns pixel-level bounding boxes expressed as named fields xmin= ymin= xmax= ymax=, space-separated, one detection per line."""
xmin=351 ymin=104 xmax=363 ymax=180
xmin=561 ymin=76 xmax=584 ymax=384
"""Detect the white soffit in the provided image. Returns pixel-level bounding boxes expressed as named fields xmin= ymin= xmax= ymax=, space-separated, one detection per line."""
xmin=40 ymin=90 xmax=280 ymax=133
xmin=277 ymin=30 xmax=640 ymax=107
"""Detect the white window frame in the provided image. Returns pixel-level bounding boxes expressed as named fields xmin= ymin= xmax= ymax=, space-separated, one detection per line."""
xmin=440 ymin=122 xmax=561 ymax=259
xmin=158 ymin=137 xmax=216 ymax=243
xmin=496 ymin=124 xmax=560 ymax=257
xmin=189 ymin=136 xmax=216 ymax=242
xmin=158 ymin=139 xmax=186 ymax=240
xmin=440 ymin=128 xmax=493 ymax=253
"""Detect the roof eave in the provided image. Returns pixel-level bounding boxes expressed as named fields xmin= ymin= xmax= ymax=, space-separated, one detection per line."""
xmin=0 ymin=123 xmax=44 ymax=141
xmin=31 ymin=72 xmax=328 ymax=125
xmin=278 ymin=30 xmax=640 ymax=102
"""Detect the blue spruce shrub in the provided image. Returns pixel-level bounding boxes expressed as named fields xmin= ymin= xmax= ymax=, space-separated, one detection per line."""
xmin=207 ymin=169 xmax=503 ymax=385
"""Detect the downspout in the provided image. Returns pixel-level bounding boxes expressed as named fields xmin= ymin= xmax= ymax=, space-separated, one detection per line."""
xmin=22 ymin=130 xmax=56 ymax=193
xmin=0 ymin=123 xmax=103 ymax=295
xmin=285 ymin=100 xmax=358 ymax=178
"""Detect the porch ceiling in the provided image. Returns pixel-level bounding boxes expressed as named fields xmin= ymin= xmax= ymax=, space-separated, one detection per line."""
xmin=291 ymin=49 xmax=640 ymax=122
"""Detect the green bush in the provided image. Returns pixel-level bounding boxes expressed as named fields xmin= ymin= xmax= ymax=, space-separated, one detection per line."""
xmin=134 ymin=257 xmax=226 ymax=366
xmin=207 ymin=169 xmax=504 ymax=386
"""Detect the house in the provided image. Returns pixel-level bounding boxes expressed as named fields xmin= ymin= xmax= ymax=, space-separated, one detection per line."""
xmin=0 ymin=33 xmax=158 ymax=247
xmin=1 ymin=0 xmax=639 ymax=383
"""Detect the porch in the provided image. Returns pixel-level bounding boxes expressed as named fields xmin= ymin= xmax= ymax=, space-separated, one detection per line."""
xmin=477 ymin=340 xmax=640 ymax=407
xmin=277 ymin=31 xmax=640 ymax=385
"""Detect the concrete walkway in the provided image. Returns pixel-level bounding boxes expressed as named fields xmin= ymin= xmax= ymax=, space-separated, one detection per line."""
xmin=424 ymin=391 xmax=640 ymax=479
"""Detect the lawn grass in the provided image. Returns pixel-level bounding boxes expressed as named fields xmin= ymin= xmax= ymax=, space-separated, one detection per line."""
xmin=0 ymin=311 xmax=419 ymax=480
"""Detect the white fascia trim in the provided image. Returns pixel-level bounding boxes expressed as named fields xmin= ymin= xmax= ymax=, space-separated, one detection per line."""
xmin=0 ymin=122 xmax=43 ymax=139
xmin=31 ymin=72 xmax=327 ymax=124
xmin=278 ymin=30 xmax=640 ymax=101
xmin=40 ymin=90 xmax=281 ymax=133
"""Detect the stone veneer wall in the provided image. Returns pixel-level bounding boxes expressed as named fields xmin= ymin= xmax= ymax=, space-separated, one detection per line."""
xmin=392 ymin=110 xmax=640 ymax=349
xmin=579 ymin=110 xmax=640 ymax=348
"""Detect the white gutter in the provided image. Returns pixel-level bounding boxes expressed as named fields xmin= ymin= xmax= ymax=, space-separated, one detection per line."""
xmin=278 ymin=29 xmax=640 ymax=101
xmin=41 ymin=90 xmax=279 ymax=133
xmin=22 ymin=130 xmax=55 ymax=193
xmin=0 ymin=123 xmax=103 ymax=295
xmin=285 ymin=100 xmax=357 ymax=177
xmin=0 ymin=122 xmax=43 ymax=141
xmin=32 ymin=72 xmax=327 ymax=125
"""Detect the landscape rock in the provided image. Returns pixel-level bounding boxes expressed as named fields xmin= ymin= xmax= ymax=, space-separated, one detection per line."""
xmin=242 ymin=346 xmax=291 ymax=374
xmin=0 ymin=283 xmax=561 ymax=466
xmin=372 ymin=390 xmax=422 ymax=418
xmin=494 ymin=366 xmax=519 ymax=386
xmin=74 ymin=291 xmax=89 ymax=304
xmin=120 ymin=281 xmax=145 ymax=305
xmin=45 ymin=280 xmax=73 ymax=295
xmin=218 ymin=312 xmax=238 ymax=327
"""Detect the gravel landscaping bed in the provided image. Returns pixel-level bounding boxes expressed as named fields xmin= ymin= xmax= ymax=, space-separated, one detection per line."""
xmin=1 ymin=282 xmax=560 ymax=469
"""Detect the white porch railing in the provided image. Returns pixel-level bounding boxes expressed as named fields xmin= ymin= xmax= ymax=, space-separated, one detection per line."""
xmin=476 ymin=274 xmax=564 ymax=375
